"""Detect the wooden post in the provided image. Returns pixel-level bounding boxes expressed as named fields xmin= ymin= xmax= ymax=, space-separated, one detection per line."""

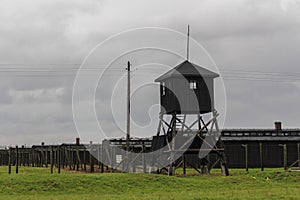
xmin=45 ymin=148 xmax=48 ymax=168
xmin=197 ymin=114 xmax=201 ymax=130
xmin=132 ymin=160 xmax=136 ymax=173
xmin=90 ymin=144 xmax=94 ymax=173
xmin=83 ymin=147 xmax=87 ymax=172
xmin=16 ymin=146 xmax=19 ymax=174
xmin=2 ymin=150 xmax=4 ymax=166
xmin=68 ymin=146 xmax=72 ymax=170
xmin=100 ymin=144 xmax=104 ymax=173
xmin=3 ymin=149 xmax=5 ymax=166
xmin=4 ymin=150 xmax=7 ymax=166
xmin=20 ymin=145 xmax=24 ymax=167
xmin=4 ymin=150 xmax=6 ymax=166
xmin=28 ymin=149 xmax=31 ymax=167
xmin=283 ymin=144 xmax=287 ymax=171
xmin=37 ymin=150 xmax=40 ymax=167
xmin=27 ymin=148 xmax=30 ymax=167
xmin=76 ymin=145 xmax=79 ymax=171
xmin=36 ymin=149 xmax=39 ymax=167
xmin=207 ymin=153 xmax=211 ymax=173
xmin=284 ymin=144 xmax=287 ymax=171
xmin=40 ymin=144 xmax=45 ymax=168
xmin=31 ymin=149 xmax=34 ymax=167
xmin=183 ymin=154 xmax=186 ymax=175
xmin=259 ymin=143 xmax=264 ymax=171
xmin=50 ymin=146 xmax=54 ymax=174
xmin=105 ymin=146 xmax=109 ymax=171
xmin=168 ymin=113 xmax=176 ymax=176
xmin=36 ymin=150 xmax=39 ymax=167
xmin=279 ymin=144 xmax=287 ymax=171
xmin=8 ymin=148 xmax=11 ymax=174
xmin=112 ymin=147 xmax=115 ymax=170
xmin=97 ymin=145 xmax=100 ymax=169
xmin=58 ymin=146 xmax=61 ymax=174
xmin=201 ymin=157 xmax=208 ymax=174
xmin=0 ymin=151 xmax=2 ymax=166
xmin=297 ymin=143 xmax=300 ymax=169
xmin=142 ymin=143 xmax=146 ymax=173
xmin=71 ymin=146 xmax=75 ymax=170
xmin=38 ymin=149 xmax=41 ymax=167
xmin=122 ymin=147 xmax=126 ymax=172
xmin=62 ymin=146 xmax=65 ymax=169
xmin=30 ymin=149 xmax=33 ymax=167
xmin=242 ymin=144 xmax=248 ymax=172
xmin=65 ymin=146 xmax=69 ymax=170
xmin=54 ymin=147 xmax=57 ymax=168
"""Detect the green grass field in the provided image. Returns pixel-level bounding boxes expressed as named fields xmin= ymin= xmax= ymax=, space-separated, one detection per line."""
xmin=0 ymin=167 xmax=299 ymax=199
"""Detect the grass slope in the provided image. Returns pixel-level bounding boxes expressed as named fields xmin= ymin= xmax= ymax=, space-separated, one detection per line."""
xmin=0 ymin=167 xmax=299 ymax=199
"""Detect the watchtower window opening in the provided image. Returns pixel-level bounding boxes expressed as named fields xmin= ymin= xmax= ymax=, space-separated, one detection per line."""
xmin=189 ymin=80 xmax=197 ymax=89
xmin=162 ymin=82 xmax=166 ymax=96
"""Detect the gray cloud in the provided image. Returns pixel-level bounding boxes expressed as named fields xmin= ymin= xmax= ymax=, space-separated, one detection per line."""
xmin=0 ymin=0 xmax=300 ymax=145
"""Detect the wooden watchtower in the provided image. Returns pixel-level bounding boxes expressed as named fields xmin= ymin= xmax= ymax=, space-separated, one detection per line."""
xmin=155 ymin=60 xmax=218 ymax=114
xmin=152 ymin=27 xmax=229 ymax=176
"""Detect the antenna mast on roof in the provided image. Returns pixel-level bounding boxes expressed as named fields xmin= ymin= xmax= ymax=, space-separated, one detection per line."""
xmin=186 ymin=25 xmax=190 ymax=61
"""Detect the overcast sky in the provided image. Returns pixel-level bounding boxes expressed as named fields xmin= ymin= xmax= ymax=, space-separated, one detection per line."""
xmin=0 ymin=0 xmax=300 ymax=146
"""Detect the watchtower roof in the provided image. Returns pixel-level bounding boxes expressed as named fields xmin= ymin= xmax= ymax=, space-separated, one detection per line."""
xmin=155 ymin=60 xmax=219 ymax=82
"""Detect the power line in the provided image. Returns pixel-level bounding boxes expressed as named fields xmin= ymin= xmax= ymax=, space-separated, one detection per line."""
xmin=0 ymin=63 xmax=298 ymax=74
xmin=0 ymin=64 xmax=298 ymax=74
xmin=0 ymin=64 xmax=299 ymax=83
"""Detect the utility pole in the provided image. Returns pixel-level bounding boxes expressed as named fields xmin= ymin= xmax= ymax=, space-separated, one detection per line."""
xmin=126 ymin=61 xmax=131 ymax=153
xmin=125 ymin=61 xmax=131 ymax=172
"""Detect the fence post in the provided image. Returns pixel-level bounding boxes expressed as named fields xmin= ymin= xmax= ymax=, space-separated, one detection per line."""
xmin=31 ymin=149 xmax=34 ymax=167
xmin=16 ymin=145 xmax=19 ymax=174
xmin=279 ymin=144 xmax=287 ymax=171
xmin=0 ymin=150 xmax=2 ymax=166
xmin=101 ymin=144 xmax=104 ymax=173
xmin=297 ymin=143 xmax=300 ymax=169
xmin=182 ymin=154 xmax=186 ymax=175
xmin=20 ymin=145 xmax=24 ymax=167
xmin=76 ymin=145 xmax=79 ymax=171
xmin=98 ymin=145 xmax=100 ymax=169
xmin=44 ymin=145 xmax=48 ymax=168
xmin=8 ymin=147 xmax=11 ymax=174
xmin=58 ymin=146 xmax=61 ymax=174
xmin=68 ymin=146 xmax=72 ymax=170
xmin=283 ymin=144 xmax=287 ymax=171
xmin=142 ymin=143 xmax=146 ymax=173
xmin=61 ymin=146 xmax=65 ymax=169
xmin=259 ymin=143 xmax=264 ymax=171
xmin=242 ymin=144 xmax=248 ymax=172
xmin=50 ymin=146 xmax=54 ymax=174
xmin=83 ymin=147 xmax=86 ymax=172
xmin=90 ymin=142 xmax=94 ymax=173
